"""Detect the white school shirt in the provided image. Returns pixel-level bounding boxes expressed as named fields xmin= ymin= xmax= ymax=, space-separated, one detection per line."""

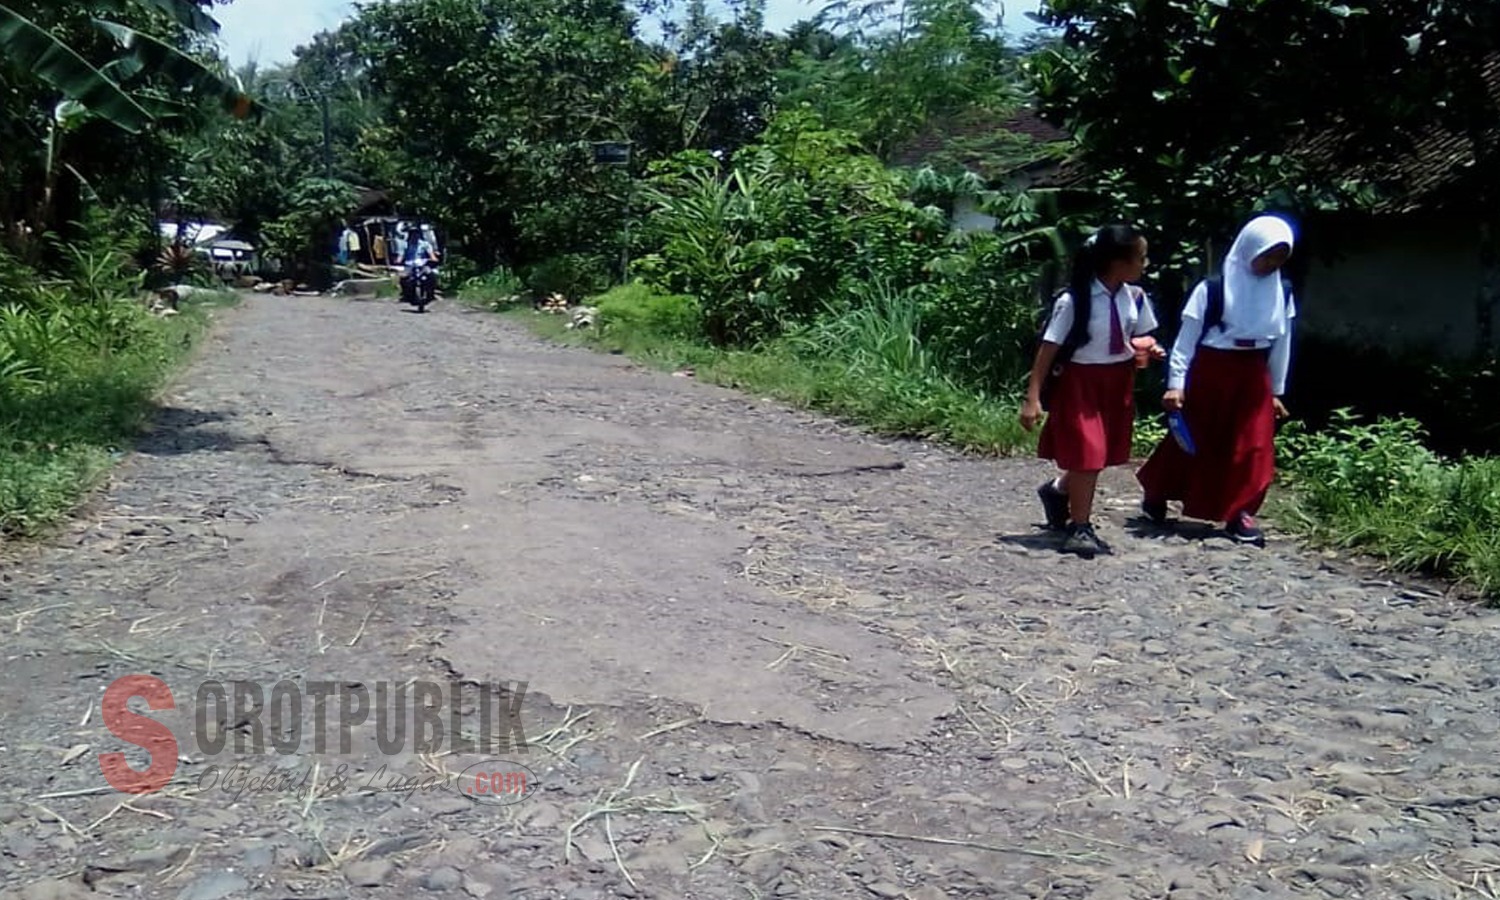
xmin=1168 ymin=281 xmax=1297 ymax=395
xmin=1042 ymin=280 xmax=1159 ymax=365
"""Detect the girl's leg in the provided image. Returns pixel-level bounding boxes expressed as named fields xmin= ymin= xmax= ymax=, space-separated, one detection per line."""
xmin=1226 ymin=485 xmax=1271 ymax=544
xmin=1060 ymin=469 xmax=1108 ymax=557
xmin=1060 ymin=470 xmax=1099 ymax=525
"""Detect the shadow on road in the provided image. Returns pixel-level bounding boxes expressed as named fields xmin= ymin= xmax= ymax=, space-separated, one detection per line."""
xmin=133 ymin=406 xmax=247 ymax=456
xmin=1123 ymin=515 xmax=1226 ymax=542
xmin=995 ymin=530 xmax=1065 ymax=551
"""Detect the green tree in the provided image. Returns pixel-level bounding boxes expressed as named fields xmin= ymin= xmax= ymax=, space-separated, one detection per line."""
xmin=352 ymin=0 xmax=659 ymax=272
xmin=1023 ymin=0 xmax=1500 ymax=279
xmin=639 ymin=0 xmax=790 ymax=155
xmin=782 ymin=0 xmax=1021 ymax=161
xmin=0 ymin=0 xmax=253 ymax=256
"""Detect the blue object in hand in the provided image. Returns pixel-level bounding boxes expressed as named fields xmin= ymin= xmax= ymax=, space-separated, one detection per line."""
xmin=1167 ymin=410 xmax=1196 ymax=456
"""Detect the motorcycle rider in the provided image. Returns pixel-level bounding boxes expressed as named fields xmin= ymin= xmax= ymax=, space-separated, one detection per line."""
xmin=400 ymin=224 xmax=439 ymax=304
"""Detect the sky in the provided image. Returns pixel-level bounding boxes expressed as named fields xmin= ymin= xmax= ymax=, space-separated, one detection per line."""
xmin=212 ymin=0 xmax=1046 ymax=69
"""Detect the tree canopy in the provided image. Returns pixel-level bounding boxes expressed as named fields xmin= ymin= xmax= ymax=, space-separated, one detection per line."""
xmin=1023 ymin=0 xmax=1500 ymax=274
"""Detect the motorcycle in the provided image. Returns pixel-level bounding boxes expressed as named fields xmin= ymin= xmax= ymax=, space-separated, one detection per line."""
xmin=399 ymin=258 xmax=439 ymax=312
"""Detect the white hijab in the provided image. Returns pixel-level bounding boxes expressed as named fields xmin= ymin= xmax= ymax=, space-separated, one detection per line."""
xmin=1220 ymin=214 xmax=1295 ymax=341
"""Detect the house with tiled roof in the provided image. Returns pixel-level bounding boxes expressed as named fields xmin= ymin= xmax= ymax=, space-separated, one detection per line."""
xmin=891 ymin=107 xmax=1087 ymax=232
xmin=1290 ymin=53 xmax=1500 ymax=359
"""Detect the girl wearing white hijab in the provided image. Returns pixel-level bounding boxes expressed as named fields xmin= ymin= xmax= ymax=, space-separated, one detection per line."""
xmin=1135 ymin=214 xmax=1297 ymax=545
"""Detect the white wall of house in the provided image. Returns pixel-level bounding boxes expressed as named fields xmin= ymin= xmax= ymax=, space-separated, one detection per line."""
xmin=1300 ymin=216 xmax=1492 ymax=358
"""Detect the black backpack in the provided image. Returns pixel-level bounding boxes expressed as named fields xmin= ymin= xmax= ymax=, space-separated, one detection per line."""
xmin=1200 ymin=274 xmax=1294 ymax=341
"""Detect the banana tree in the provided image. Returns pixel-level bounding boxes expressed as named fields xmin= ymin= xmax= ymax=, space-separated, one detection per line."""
xmin=0 ymin=4 xmax=153 ymax=132
xmin=40 ymin=101 xmax=90 ymax=228
xmin=0 ymin=0 xmax=258 ymax=245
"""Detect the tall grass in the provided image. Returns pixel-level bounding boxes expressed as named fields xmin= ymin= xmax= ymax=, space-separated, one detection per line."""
xmin=521 ymin=281 xmax=1032 ymax=454
xmin=0 ymin=247 xmax=231 ymax=538
xmin=789 ymin=281 xmax=937 ymax=377
xmin=781 ymin=281 xmax=1031 ymax=451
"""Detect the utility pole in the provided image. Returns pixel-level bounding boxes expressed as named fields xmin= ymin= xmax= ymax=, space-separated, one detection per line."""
xmin=319 ymin=91 xmax=332 ymax=180
xmin=621 ymin=173 xmax=633 ymax=284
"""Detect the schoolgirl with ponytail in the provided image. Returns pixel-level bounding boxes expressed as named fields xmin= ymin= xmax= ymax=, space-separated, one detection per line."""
xmin=1021 ymin=224 xmax=1165 ymax=558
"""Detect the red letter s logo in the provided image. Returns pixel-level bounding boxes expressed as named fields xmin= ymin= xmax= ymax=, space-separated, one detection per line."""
xmin=100 ymin=675 xmax=178 ymax=794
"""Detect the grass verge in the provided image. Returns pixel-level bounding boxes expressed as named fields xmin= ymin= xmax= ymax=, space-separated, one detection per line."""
xmin=0 ymin=290 xmax=237 ymax=539
xmin=488 ymin=285 xmax=1036 ymax=455
xmin=1274 ymin=412 xmax=1500 ymax=599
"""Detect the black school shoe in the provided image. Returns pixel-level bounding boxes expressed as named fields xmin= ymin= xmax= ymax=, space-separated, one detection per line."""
xmin=1061 ymin=522 xmax=1111 ymax=558
xmin=1037 ymin=480 xmax=1069 ymax=530
xmin=1227 ymin=512 xmax=1266 ymax=546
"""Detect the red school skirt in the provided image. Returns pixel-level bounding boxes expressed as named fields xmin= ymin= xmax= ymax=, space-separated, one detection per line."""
xmin=1038 ymin=360 xmax=1136 ymax=472
xmin=1136 ymin=347 xmax=1276 ymax=522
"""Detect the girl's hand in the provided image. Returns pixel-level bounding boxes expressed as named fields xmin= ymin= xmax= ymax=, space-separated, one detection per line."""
xmin=1273 ymin=397 xmax=1290 ymax=420
xmin=1130 ymin=337 xmax=1168 ymax=369
xmin=1162 ymin=389 xmax=1185 ymax=412
xmin=1020 ymin=399 xmax=1043 ymax=432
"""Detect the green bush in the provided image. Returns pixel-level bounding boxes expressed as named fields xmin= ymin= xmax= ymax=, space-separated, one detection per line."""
xmin=522 ymin=253 xmax=613 ymax=302
xmin=1278 ymin=410 xmax=1500 ymax=598
xmin=593 ymin=283 xmax=702 ymax=341
xmin=459 ymin=267 xmax=527 ymax=308
xmin=0 ymin=245 xmax=38 ymax=303
xmin=910 ymin=234 xmax=1049 ymax=394
xmin=632 ymin=107 xmax=1054 ymax=393
xmin=0 ymin=245 xmax=221 ymax=537
xmin=1279 ymin=412 xmax=1440 ymax=505
xmin=634 ymin=110 xmax=953 ymax=347
xmin=439 ymin=250 xmax=481 ymax=288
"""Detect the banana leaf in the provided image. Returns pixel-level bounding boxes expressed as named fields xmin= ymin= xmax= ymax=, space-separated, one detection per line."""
xmin=100 ymin=53 xmax=146 ymax=84
xmin=0 ymin=3 xmax=153 ymax=133
xmin=94 ymin=19 xmax=260 ymax=120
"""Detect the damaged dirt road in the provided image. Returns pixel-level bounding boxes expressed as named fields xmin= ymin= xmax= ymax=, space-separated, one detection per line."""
xmin=4 ymin=293 xmax=1500 ymax=900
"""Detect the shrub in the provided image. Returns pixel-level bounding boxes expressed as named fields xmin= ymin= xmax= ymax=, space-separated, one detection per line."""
xmin=1279 ymin=412 xmax=1440 ymax=506
xmin=459 ymin=267 xmax=527 ymax=308
xmin=1278 ymin=410 xmax=1500 ymax=598
xmin=632 ymin=155 xmax=816 ymax=345
xmin=0 ymin=246 xmax=216 ymax=537
xmin=634 ymin=110 xmax=952 ymax=347
xmin=522 ymin=253 xmax=613 ymax=303
xmin=912 ymin=232 xmax=1052 ymax=394
xmin=439 ymin=250 xmax=481 ymax=288
xmin=594 ymin=283 xmax=702 ymax=341
xmin=0 ymin=245 xmax=38 ymax=304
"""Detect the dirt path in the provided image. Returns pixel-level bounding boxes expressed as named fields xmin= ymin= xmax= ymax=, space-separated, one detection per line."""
xmin=3 ymin=293 xmax=1500 ymax=900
